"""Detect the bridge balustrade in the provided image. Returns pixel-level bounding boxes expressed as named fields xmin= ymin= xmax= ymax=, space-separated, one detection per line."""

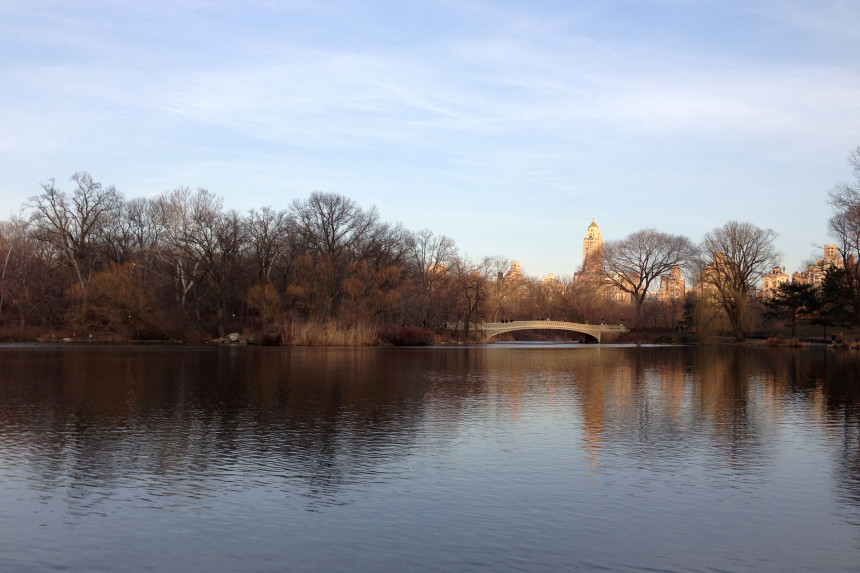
xmin=444 ymin=320 xmax=628 ymax=342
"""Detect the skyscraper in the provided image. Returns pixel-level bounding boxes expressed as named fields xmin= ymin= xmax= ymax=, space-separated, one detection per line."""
xmin=582 ymin=219 xmax=603 ymax=274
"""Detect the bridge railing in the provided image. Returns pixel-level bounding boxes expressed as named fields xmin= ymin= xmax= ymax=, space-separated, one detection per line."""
xmin=445 ymin=320 xmax=628 ymax=332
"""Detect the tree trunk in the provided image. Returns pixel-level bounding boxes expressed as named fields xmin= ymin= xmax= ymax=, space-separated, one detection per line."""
xmin=633 ymin=295 xmax=645 ymax=330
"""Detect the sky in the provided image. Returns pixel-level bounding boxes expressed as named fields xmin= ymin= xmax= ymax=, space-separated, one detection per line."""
xmin=1 ymin=0 xmax=859 ymax=279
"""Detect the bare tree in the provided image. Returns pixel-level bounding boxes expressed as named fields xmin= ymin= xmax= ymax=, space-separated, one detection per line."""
xmin=451 ymin=255 xmax=508 ymax=340
xmin=291 ymin=192 xmax=378 ymax=262
xmin=342 ymin=222 xmax=412 ymax=324
xmin=408 ymin=228 xmax=457 ymax=327
xmin=290 ymin=192 xmax=380 ymax=318
xmin=26 ymin=172 xmax=122 ymax=288
xmin=357 ymin=222 xmax=411 ymax=272
xmin=603 ymin=229 xmax=697 ymax=328
xmin=206 ymin=208 xmax=248 ymax=335
xmin=153 ymin=187 xmax=222 ymax=312
xmin=0 ymin=215 xmax=29 ymax=317
xmin=246 ymin=206 xmax=294 ymax=285
xmin=698 ymin=221 xmax=779 ymax=340
xmin=827 ymin=145 xmax=860 ymax=323
xmin=100 ymin=196 xmax=167 ymax=268
xmin=828 ymin=154 xmax=860 ymax=262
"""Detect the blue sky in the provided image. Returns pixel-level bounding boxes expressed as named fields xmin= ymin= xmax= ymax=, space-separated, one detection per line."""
xmin=1 ymin=0 xmax=859 ymax=278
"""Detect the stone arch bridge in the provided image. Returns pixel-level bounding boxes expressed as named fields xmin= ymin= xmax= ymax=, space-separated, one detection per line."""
xmin=445 ymin=320 xmax=629 ymax=343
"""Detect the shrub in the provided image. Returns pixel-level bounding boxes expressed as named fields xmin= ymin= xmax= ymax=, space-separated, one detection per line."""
xmin=253 ymin=324 xmax=284 ymax=346
xmin=378 ymin=324 xmax=435 ymax=346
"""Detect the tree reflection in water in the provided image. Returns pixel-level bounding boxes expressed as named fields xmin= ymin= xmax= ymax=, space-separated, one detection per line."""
xmin=0 ymin=344 xmax=858 ymax=571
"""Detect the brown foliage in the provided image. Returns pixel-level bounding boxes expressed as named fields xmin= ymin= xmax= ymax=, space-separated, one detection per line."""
xmin=342 ymin=260 xmax=403 ymax=324
xmin=246 ymin=282 xmax=284 ymax=325
xmin=82 ymin=263 xmax=169 ymax=339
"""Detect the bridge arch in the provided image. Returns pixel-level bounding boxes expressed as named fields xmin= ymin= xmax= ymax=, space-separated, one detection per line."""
xmin=446 ymin=320 xmax=628 ymax=343
xmin=485 ymin=322 xmax=600 ymax=342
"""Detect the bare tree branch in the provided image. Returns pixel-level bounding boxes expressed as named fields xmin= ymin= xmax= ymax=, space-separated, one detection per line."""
xmin=698 ymin=221 xmax=780 ymax=340
xmin=603 ymin=228 xmax=697 ymax=327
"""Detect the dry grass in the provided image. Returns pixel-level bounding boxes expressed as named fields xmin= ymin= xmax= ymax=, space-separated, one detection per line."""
xmin=281 ymin=320 xmax=378 ymax=346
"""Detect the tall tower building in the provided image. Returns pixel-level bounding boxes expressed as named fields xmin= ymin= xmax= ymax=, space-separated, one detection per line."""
xmin=582 ymin=219 xmax=603 ymax=274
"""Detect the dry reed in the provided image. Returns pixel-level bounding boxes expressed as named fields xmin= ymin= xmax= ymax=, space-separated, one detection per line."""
xmin=281 ymin=320 xmax=378 ymax=346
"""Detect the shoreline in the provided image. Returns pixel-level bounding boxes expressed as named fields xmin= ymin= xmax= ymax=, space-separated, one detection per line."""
xmin=2 ymin=333 xmax=858 ymax=349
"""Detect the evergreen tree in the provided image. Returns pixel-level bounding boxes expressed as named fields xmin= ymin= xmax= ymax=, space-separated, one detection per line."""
xmin=765 ymin=282 xmax=820 ymax=337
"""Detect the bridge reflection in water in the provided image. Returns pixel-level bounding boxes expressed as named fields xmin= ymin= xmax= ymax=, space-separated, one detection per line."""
xmin=445 ymin=320 xmax=629 ymax=342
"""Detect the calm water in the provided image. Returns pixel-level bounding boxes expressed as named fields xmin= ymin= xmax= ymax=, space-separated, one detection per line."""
xmin=0 ymin=343 xmax=859 ymax=572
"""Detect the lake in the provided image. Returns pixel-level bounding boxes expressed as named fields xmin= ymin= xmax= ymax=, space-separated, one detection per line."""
xmin=0 ymin=343 xmax=858 ymax=572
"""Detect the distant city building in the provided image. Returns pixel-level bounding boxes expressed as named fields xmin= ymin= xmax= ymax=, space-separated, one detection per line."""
xmin=426 ymin=263 xmax=446 ymax=275
xmin=694 ymin=252 xmax=725 ymax=299
xmin=656 ymin=266 xmax=686 ymax=302
xmin=760 ymin=266 xmax=789 ymax=300
xmin=575 ymin=219 xmax=604 ymax=284
xmin=506 ymin=261 xmax=525 ymax=281
xmin=791 ymin=244 xmax=843 ymax=289
xmin=541 ymin=273 xmax=566 ymax=294
xmin=573 ymin=219 xmax=634 ymax=304
xmin=604 ymin=272 xmax=635 ymax=304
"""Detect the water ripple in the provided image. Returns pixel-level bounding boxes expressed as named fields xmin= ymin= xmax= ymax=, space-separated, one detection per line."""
xmin=0 ymin=345 xmax=858 ymax=571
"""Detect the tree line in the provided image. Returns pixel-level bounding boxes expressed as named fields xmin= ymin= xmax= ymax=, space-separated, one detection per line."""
xmin=0 ymin=178 xmax=531 ymax=342
xmin=1 ymin=146 xmax=858 ymax=343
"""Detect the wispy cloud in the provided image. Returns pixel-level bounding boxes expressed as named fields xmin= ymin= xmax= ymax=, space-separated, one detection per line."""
xmin=1 ymin=1 xmax=858 ymax=275
xmin=746 ymin=0 xmax=860 ymax=43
